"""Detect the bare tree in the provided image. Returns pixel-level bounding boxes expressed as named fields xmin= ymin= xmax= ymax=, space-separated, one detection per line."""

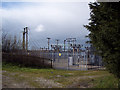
xmin=2 ymin=33 xmax=22 ymax=53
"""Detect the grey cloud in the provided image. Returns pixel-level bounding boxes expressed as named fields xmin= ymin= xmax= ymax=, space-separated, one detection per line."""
xmin=2 ymin=2 xmax=90 ymax=48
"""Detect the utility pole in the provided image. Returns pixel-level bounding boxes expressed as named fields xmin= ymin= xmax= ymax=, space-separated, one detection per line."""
xmin=77 ymin=44 xmax=81 ymax=53
xmin=26 ymin=27 xmax=28 ymax=51
xmin=23 ymin=28 xmax=25 ymax=50
xmin=22 ymin=27 xmax=29 ymax=51
xmin=47 ymin=37 xmax=51 ymax=50
xmin=66 ymin=38 xmax=73 ymax=52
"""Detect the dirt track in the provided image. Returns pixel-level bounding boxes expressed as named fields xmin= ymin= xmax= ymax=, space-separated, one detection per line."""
xmin=2 ymin=70 xmax=108 ymax=88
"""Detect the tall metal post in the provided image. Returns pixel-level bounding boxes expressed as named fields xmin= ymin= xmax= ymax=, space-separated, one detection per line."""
xmin=56 ymin=39 xmax=59 ymax=52
xmin=47 ymin=37 xmax=51 ymax=50
xmin=56 ymin=39 xmax=59 ymax=46
xmin=64 ymin=40 xmax=66 ymax=52
xmin=68 ymin=40 xmax=70 ymax=53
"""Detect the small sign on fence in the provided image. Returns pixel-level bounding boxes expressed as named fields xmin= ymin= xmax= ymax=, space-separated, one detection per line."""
xmin=59 ymin=53 xmax=61 ymax=56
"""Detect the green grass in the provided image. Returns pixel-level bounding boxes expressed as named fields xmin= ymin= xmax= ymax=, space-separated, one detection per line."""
xmin=2 ymin=62 xmax=85 ymax=78
xmin=2 ymin=62 xmax=118 ymax=88
xmin=92 ymin=75 xmax=118 ymax=88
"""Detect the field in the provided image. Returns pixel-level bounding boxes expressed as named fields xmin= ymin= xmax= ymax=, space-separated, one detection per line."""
xmin=2 ymin=62 xmax=118 ymax=88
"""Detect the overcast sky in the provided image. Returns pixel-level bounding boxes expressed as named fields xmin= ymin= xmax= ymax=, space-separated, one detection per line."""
xmin=1 ymin=1 xmax=92 ymax=49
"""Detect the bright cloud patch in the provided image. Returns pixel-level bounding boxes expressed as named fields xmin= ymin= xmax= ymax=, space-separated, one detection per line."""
xmin=35 ymin=24 xmax=44 ymax=32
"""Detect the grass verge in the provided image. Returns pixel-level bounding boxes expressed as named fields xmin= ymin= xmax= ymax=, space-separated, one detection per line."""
xmin=2 ymin=62 xmax=118 ymax=88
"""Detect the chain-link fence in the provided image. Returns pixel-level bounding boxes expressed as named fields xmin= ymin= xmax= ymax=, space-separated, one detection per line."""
xmin=2 ymin=48 xmax=104 ymax=70
xmin=27 ymin=49 xmax=104 ymax=70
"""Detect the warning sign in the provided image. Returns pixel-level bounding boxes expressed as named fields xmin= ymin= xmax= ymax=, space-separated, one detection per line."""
xmin=59 ymin=53 xmax=61 ymax=56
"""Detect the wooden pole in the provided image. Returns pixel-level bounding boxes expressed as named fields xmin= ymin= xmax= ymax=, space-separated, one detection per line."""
xmin=23 ymin=28 xmax=25 ymax=50
xmin=26 ymin=27 xmax=28 ymax=51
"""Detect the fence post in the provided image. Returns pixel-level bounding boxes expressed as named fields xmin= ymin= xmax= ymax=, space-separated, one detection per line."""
xmin=51 ymin=59 xmax=52 ymax=68
xmin=43 ymin=58 xmax=44 ymax=68
xmin=67 ymin=51 xmax=69 ymax=70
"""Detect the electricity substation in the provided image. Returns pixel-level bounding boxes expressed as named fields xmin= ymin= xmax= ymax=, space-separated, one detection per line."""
xmin=21 ymin=27 xmax=104 ymax=70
